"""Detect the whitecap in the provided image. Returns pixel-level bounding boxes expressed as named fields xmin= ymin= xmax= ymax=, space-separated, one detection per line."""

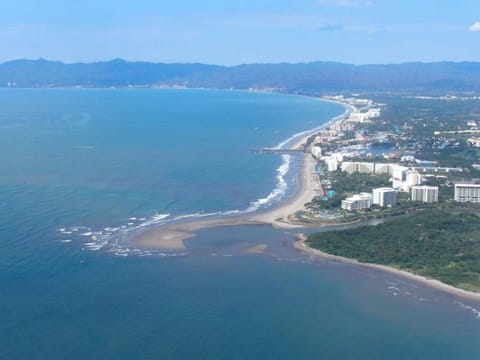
xmin=104 ymin=227 xmax=120 ymax=232
xmin=246 ymin=154 xmax=290 ymax=212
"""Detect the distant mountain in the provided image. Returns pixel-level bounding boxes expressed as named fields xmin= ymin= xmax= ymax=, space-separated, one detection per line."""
xmin=2 ymin=58 xmax=480 ymax=91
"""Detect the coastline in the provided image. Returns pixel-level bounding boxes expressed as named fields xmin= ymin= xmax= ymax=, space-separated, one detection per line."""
xmin=133 ymin=91 xmax=480 ymax=301
xmin=294 ymin=235 xmax=480 ymax=301
xmin=135 ymin=96 xmax=351 ymax=250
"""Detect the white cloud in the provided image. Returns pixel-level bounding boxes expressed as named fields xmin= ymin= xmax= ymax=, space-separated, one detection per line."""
xmin=469 ymin=22 xmax=480 ymax=32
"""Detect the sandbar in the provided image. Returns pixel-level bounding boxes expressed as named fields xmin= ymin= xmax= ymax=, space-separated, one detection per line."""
xmin=245 ymin=244 xmax=268 ymax=254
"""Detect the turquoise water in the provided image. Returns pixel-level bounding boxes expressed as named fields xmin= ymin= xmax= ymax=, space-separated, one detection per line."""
xmin=0 ymin=89 xmax=479 ymax=359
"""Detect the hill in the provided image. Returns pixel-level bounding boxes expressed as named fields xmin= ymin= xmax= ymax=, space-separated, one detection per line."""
xmin=2 ymin=59 xmax=480 ymax=91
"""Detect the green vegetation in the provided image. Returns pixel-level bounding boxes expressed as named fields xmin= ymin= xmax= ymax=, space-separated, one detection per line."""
xmin=307 ymin=209 xmax=480 ymax=292
xmin=307 ymin=172 xmax=391 ymax=210
xmin=368 ymin=95 xmax=480 ymax=177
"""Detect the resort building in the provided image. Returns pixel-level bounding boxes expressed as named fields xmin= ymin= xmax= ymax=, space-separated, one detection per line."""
xmin=411 ymin=185 xmax=439 ymax=203
xmin=391 ymin=165 xmax=408 ymax=182
xmin=372 ymin=187 xmax=397 ymax=207
xmin=454 ymin=183 xmax=480 ymax=203
xmin=391 ymin=168 xmax=422 ymax=192
xmin=311 ymin=146 xmax=322 ymax=158
xmin=406 ymin=171 xmax=422 ymax=187
xmin=341 ymin=162 xmax=375 ymax=174
xmin=374 ymin=163 xmax=393 ymax=175
xmin=323 ymin=156 xmax=339 ymax=172
xmin=341 ymin=193 xmax=373 ymax=211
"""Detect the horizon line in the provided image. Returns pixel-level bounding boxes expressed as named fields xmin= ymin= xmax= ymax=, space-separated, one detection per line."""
xmin=3 ymin=58 xmax=480 ymax=67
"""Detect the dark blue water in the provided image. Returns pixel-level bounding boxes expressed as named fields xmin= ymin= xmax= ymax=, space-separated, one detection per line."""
xmin=0 ymin=89 xmax=479 ymax=359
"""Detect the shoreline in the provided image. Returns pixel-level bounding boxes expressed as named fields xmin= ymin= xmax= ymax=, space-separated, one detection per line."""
xmin=294 ymin=235 xmax=480 ymax=301
xmin=133 ymin=91 xmax=480 ymax=301
xmin=135 ymin=96 xmax=351 ymax=250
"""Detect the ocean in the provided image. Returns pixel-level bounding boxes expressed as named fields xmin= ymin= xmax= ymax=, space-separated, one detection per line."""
xmin=0 ymin=88 xmax=479 ymax=359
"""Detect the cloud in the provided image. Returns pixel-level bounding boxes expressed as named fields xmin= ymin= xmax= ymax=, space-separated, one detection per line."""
xmin=317 ymin=23 xmax=343 ymax=32
xmin=317 ymin=0 xmax=373 ymax=7
xmin=469 ymin=22 xmax=480 ymax=32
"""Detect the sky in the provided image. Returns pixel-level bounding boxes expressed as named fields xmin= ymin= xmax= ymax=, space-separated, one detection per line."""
xmin=1 ymin=0 xmax=480 ymax=65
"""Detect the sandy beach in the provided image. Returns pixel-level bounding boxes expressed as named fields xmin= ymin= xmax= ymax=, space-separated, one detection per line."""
xmin=294 ymin=235 xmax=480 ymax=301
xmin=134 ymin=150 xmax=321 ymax=250
xmin=134 ymin=97 xmax=345 ymax=250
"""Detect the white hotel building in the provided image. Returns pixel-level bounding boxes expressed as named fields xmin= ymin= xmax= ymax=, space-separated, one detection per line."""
xmin=454 ymin=183 xmax=480 ymax=203
xmin=341 ymin=193 xmax=373 ymax=211
xmin=411 ymin=185 xmax=439 ymax=203
xmin=372 ymin=187 xmax=397 ymax=207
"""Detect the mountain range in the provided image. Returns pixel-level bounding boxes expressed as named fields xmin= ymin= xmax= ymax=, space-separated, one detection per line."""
xmin=2 ymin=59 xmax=480 ymax=92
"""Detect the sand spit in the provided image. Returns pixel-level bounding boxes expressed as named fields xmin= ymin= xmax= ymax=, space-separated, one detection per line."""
xmin=135 ymin=149 xmax=321 ymax=250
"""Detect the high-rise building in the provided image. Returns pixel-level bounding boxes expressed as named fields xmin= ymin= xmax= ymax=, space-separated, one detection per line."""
xmin=406 ymin=171 xmax=422 ymax=187
xmin=341 ymin=193 xmax=373 ymax=211
xmin=372 ymin=187 xmax=397 ymax=207
xmin=341 ymin=162 xmax=375 ymax=174
xmin=324 ymin=157 xmax=338 ymax=172
xmin=311 ymin=146 xmax=322 ymax=158
xmin=411 ymin=185 xmax=439 ymax=203
xmin=392 ymin=165 xmax=407 ymax=181
xmin=454 ymin=183 xmax=480 ymax=203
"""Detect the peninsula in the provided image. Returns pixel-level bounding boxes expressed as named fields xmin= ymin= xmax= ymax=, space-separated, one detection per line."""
xmin=135 ymin=93 xmax=480 ymax=299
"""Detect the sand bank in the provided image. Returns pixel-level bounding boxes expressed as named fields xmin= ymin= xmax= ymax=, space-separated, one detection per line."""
xmin=245 ymin=244 xmax=268 ymax=254
xmin=294 ymin=235 xmax=480 ymax=301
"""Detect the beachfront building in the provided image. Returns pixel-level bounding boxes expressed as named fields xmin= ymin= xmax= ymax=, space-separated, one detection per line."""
xmin=454 ymin=183 xmax=480 ymax=203
xmin=372 ymin=187 xmax=397 ymax=207
xmin=374 ymin=163 xmax=393 ymax=175
xmin=406 ymin=170 xmax=422 ymax=186
xmin=341 ymin=193 xmax=373 ymax=211
xmin=391 ymin=168 xmax=422 ymax=192
xmin=392 ymin=165 xmax=407 ymax=182
xmin=325 ymin=157 xmax=338 ymax=172
xmin=311 ymin=146 xmax=322 ymax=158
xmin=341 ymin=162 xmax=375 ymax=174
xmin=411 ymin=185 xmax=439 ymax=203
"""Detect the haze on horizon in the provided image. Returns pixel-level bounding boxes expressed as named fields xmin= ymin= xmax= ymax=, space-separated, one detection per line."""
xmin=2 ymin=0 xmax=480 ymax=66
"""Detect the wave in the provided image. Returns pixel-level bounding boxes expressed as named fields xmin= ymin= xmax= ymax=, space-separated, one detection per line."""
xmin=246 ymin=154 xmax=291 ymax=212
xmin=172 ymin=209 xmax=240 ymax=222
xmin=455 ymin=301 xmax=480 ymax=319
xmin=244 ymin=105 xmax=350 ymax=212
